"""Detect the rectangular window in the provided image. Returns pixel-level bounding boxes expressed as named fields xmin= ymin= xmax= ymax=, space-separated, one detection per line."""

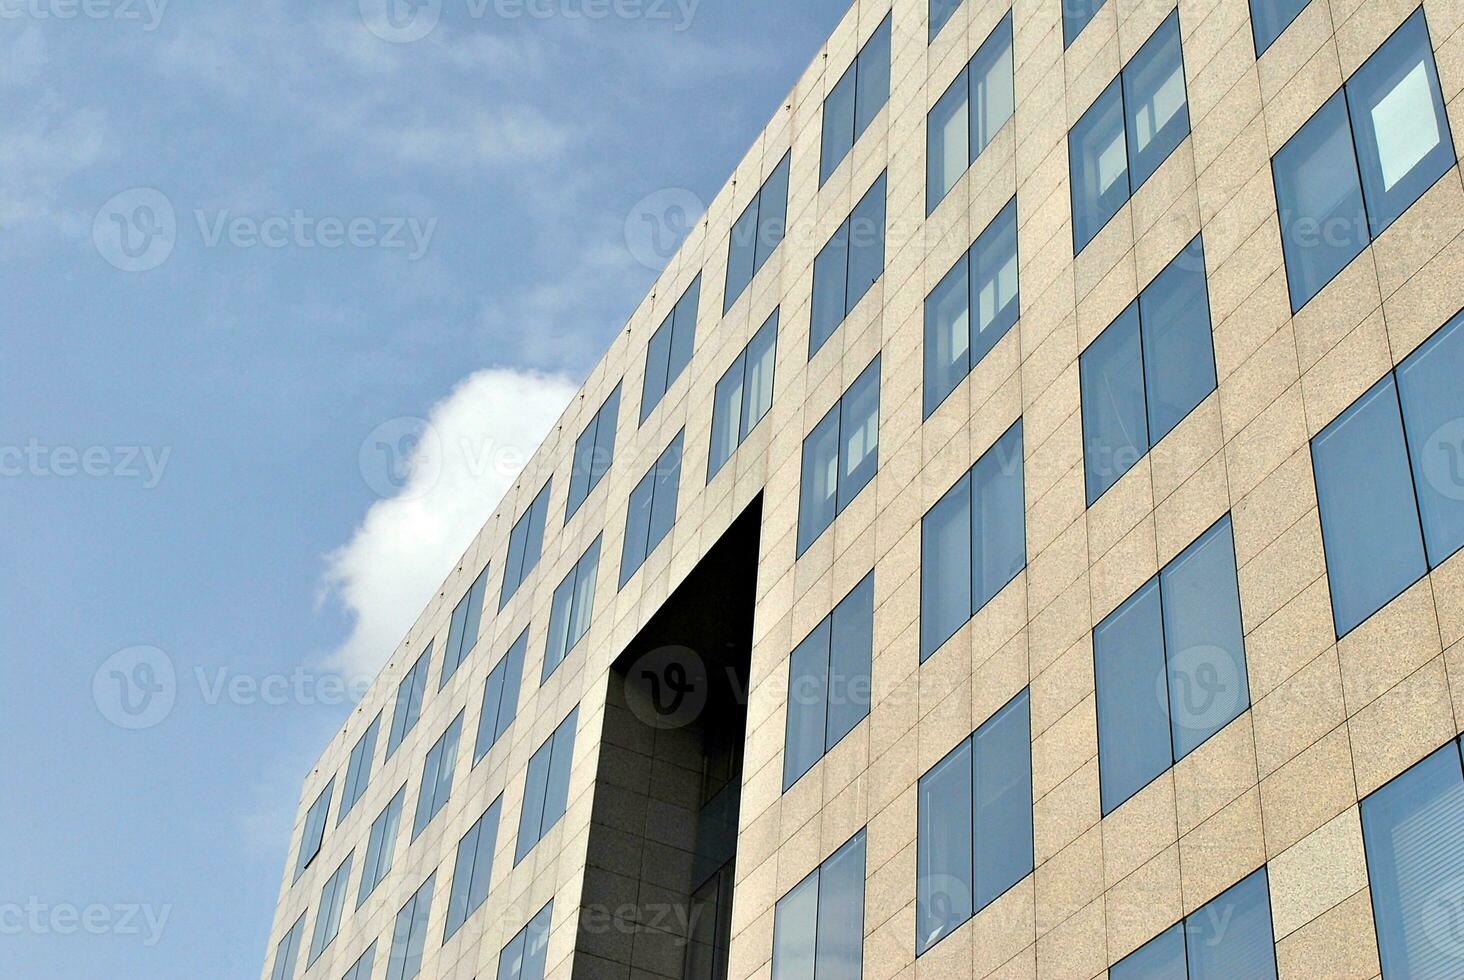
xmin=641 ymin=277 xmax=701 ymax=423
xmin=500 ymin=480 xmax=552 ymax=609
xmin=343 ymin=943 xmax=376 ymax=980
xmin=339 ymin=713 xmax=381 ymax=825
xmin=386 ymin=647 xmax=431 ymax=759
xmin=621 ymin=431 xmax=685 ymax=586
xmin=543 ymin=537 xmax=602 ymax=682
xmin=797 ymin=356 xmax=881 ymax=556
xmin=270 ymin=912 xmax=306 ymax=980
xmin=475 ymin=627 xmax=527 ymax=762
xmin=497 ymin=901 xmax=554 ymax=980
xmin=1251 ymin=0 xmax=1312 ymax=55
xmin=924 ymin=197 xmax=1019 ymax=414
xmin=357 ymin=786 xmax=405 ymax=908
xmin=1070 ymin=11 xmax=1189 ymax=252
xmin=411 ymin=711 xmax=463 ymax=841
xmin=810 ymin=172 xmax=887 ymax=357
xmin=294 ymin=778 xmax=334 ymax=881
xmin=308 ymin=851 xmax=354 ymax=966
xmin=567 ymin=384 xmax=622 ymax=519
xmin=515 ymin=708 xmax=579 ymax=865
xmin=1081 ymin=235 xmax=1214 ymax=503
xmin=1094 ymin=517 xmax=1249 ymax=814
xmin=820 ymin=14 xmax=891 ymax=186
xmin=916 ymin=689 xmax=1033 ymax=955
xmin=1275 ymin=8 xmax=1454 ymax=311
xmin=1111 ymin=868 xmax=1277 ymax=978
xmin=1064 ymin=0 xmax=1108 ymax=48
xmin=444 ymin=796 xmax=504 ymax=942
xmin=920 ymin=421 xmax=1026 ymax=661
xmin=441 ymin=565 xmax=489 ymax=688
xmin=771 ymin=830 xmax=867 ymax=979
xmin=784 ymin=572 xmax=874 ymax=789
xmin=709 ymin=308 xmax=779 ymax=480
xmin=386 ymin=873 xmax=436 ymax=980
xmin=927 ymin=13 xmax=1014 ymax=212
xmin=1361 ymin=736 xmax=1464 ymax=979
xmin=930 ymin=0 xmax=963 ymax=42
xmin=1313 ymin=308 xmax=1464 ymax=636
xmin=725 ymin=152 xmax=792 ymax=313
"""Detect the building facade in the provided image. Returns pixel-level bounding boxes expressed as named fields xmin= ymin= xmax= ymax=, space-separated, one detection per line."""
xmin=263 ymin=0 xmax=1464 ymax=977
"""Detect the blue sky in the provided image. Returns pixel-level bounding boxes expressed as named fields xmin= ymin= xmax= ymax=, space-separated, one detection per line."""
xmin=0 ymin=1 xmax=852 ymax=975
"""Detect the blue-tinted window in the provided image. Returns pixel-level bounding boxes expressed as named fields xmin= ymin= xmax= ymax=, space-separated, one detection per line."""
xmin=294 ymin=778 xmax=334 ymax=881
xmin=1111 ymin=922 xmax=1186 ymax=980
xmin=811 ymin=173 xmax=887 ymax=357
xmin=1082 ymin=236 xmax=1214 ymax=503
xmin=621 ymin=431 xmax=685 ymax=586
xmin=710 ymin=309 xmax=779 ymax=480
xmin=928 ymin=14 xmax=1015 ymax=213
xmin=784 ymin=573 xmax=874 ymax=789
xmin=386 ymin=647 xmax=430 ymax=760
xmin=567 ymin=385 xmax=622 ymax=520
xmin=339 ymin=713 xmax=381 ymax=825
xmin=1063 ymin=0 xmax=1108 ymax=48
xmin=642 ymin=278 xmax=701 ymax=423
xmin=386 ymin=873 xmax=436 ymax=980
xmin=412 ymin=712 xmax=463 ymax=840
xmin=1112 ymin=868 xmax=1278 ymax=978
xmin=497 ymin=901 xmax=554 ymax=980
xmin=1362 ymin=738 xmax=1464 ymax=979
xmin=930 ymin=0 xmax=963 ymax=41
xmin=1398 ymin=309 xmax=1464 ymax=567
xmin=916 ymin=689 xmax=1032 ymax=955
xmin=441 ymin=565 xmax=489 ymax=688
xmin=797 ymin=356 xmax=881 ymax=555
xmin=1095 ymin=517 xmax=1248 ymax=813
xmin=475 ymin=627 xmax=527 ymax=762
xmin=515 ymin=707 xmax=579 ymax=865
xmin=270 ymin=912 xmax=305 ymax=980
xmin=771 ymin=830 xmax=867 ymax=980
xmin=444 ymin=796 xmax=503 ymax=942
xmin=1070 ymin=14 xmax=1191 ymax=251
xmin=500 ymin=480 xmax=552 ymax=609
xmin=920 ymin=421 xmax=1026 ymax=661
xmin=924 ymin=197 xmax=1019 ymax=415
xmin=725 ymin=153 xmax=791 ymax=313
xmin=308 ymin=851 xmax=354 ymax=965
xmin=822 ymin=16 xmax=891 ymax=185
xmin=357 ymin=786 xmax=405 ymax=908
xmin=544 ymin=537 xmax=601 ymax=682
xmin=343 ymin=942 xmax=376 ymax=980
xmin=1251 ymin=0 xmax=1312 ymax=55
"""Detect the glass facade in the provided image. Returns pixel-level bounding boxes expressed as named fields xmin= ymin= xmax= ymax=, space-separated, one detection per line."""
xmin=567 ymin=384 xmax=622 ymax=519
xmin=783 ymin=572 xmax=874 ymax=789
xmin=642 ymin=278 xmax=702 ymax=423
xmin=771 ymin=831 xmax=867 ymax=979
xmin=500 ymin=480 xmax=552 ymax=609
xmin=725 ymin=153 xmax=792 ymax=313
xmin=811 ymin=173 xmax=887 ymax=357
xmin=926 ymin=12 xmax=1014 ymax=212
xmin=821 ymin=15 xmax=891 ymax=185
xmin=797 ymin=356 xmax=880 ymax=555
xmin=620 ymin=430 xmax=685 ymax=586
xmin=515 ymin=707 xmax=579 ymax=865
xmin=709 ymin=309 xmax=778 ymax=480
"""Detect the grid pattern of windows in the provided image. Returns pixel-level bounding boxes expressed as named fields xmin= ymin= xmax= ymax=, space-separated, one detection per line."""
xmin=474 ymin=627 xmax=527 ymax=762
xmin=620 ymin=431 xmax=685 ymax=586
xmin=1312 ymin=308 xmax=1464 ymax=637
xmin=1069 ymin=10 xmax=1189 ymax=252
xmin=783 ymin=572 xmax=874 ymax=790
xmin=386 ymin=647 xmax=431 ymax=759
xmin=412 ymin=712 xmax=463 ymax=840
xmin=708 ymin=309 xmax=777 ymax=481
xmin=924 ymin=197 xmax=1019 ymax=415
xmin=770 ymin=830 xmax=866 ymax=980
xmin=1112 ymin=868 xmax=1277 ymax=978
xmin=338 ymin=713 xmax=380 ymax=825
xmin=444 ymin=796 xmax=503 ymax=942
xmin=1080 ymin=234 xmax=1215 ymax=504
xmin=515 ymin=707 xmax=579 ymax=865
xmin=1094 ymin=516 xmax=1249 ymax=815
xmin=307 ymin=851 xmax=353 ymax=965
xmin=500 ymin=480 xmax=552 ymax=610
xmin=916 ymin=689 xmax=1033 ymax=955
xmin=269 ymin=912 xmax=305 ymax=980
xmin=920 ymin=421 xmax=1026 ymax=662
xmin=797 ymin=356 xmax=880 ymax=556
xmin=567 ymin=384 xmax=622 ymax=519
xmin=294 ymin=778 xmax=333 ymax=881
xmin=927 ymin=13 xmax=1014 ymax=213
xmin=642 ymin=278 xmax=701 ymax=423
xmin=810 ymin=172 xmax=887 ymax=357
xmin=1274 ymin=8 xmax=1454 ymax=311
xmin=1251 ymin=0 xmax=1313 ymax=55
xmin=725 ymin=153 xmax=791 ymax=313
xmin=357 ymin=786 xmax=405 ymax=908
xmin=820 ymin=14 xmax=891 ymax=186
xmin=497 ymin=902 xmax=554 ymax=980
xmin=441 ymin=565 xmax=489 ymax=688
xmin=543 ymin=537 xmax=601 ymax=682
xmin=386 ymin=873 xmax=436 ymax=980
xmin=342 ymin=943 xmax=376 ymax=980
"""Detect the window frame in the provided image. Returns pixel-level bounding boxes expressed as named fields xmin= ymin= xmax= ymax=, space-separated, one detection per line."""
xmin=544 ymin=536 xmax=602 ymax=683
xmin=475 ymin=626 xmax=528 ymax=763
xmin=796 ymin=355 xmax=882 ymax=557
xmin=499 ymin=479 xmax=552 ymax=610
xmin=708 ymin=308 xmax=779 ymax=481
xmin=820 ymin=14 xmax=892 ymax=186
xmin=810 ymin=172 xmax=888 ymax=358
xmin=294 ymin=777 xmax=334 ymax=881
xmin=926 ymin=12 xmax=1015 ymax=214
xmin=444 ymin=796 xmax=505 ymax=943
xmin=411 ymin=711 xmax=464 ymax=841
xmin=514 ymin=708 xmax=579 ymax=866
xmin=724 ymin=152 xmax=792 ymax=314
xmin=566 ymin=384 xmax=622 ymax=520
xmin=339 ymin=712 xmax=381 ymax=825
xmin=386 ymin=646 xmax=431 ymax=759
xmin=441 ymin=564 xmax=489 ymax=689
xmin=357 ymin=785 xmax=406 ymax=909
xmin=620 ymin=430 xmax=686 ymax=587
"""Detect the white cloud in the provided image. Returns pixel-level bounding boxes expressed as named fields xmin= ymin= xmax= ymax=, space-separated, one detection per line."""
xmin=321 ymin=367 xmax=576 ymax=681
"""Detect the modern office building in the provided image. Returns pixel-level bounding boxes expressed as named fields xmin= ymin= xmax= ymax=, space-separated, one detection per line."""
xmin=263 ymin=0 xmax=1464 ymax=976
